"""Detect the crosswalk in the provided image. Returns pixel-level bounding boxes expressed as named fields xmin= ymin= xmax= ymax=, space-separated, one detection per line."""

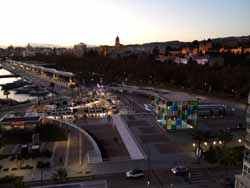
xmin=190 ymin=166 xmax=210 ymax=186
xmin=189 ymin=165 xmax=223 ymax=188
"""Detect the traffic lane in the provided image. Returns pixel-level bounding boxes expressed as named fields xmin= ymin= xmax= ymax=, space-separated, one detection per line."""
xmin=26 ymin=166 xmax=223 ymax=188
xmin=108 ymin=172 xmax=158 ymax=188
xmin=117 ymin=93 xmax=147 ymax=113
xmin=25 ymin=170 xmax=186 ymax=188
xmin=125 ymin=93 xmax=152 ymax=105
xmin=108 ymin=170 xmax=186 ymax=188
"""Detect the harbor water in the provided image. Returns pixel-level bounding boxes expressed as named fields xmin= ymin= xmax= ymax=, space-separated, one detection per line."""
xmin=0 ymin=68 xmax=36 ymax=102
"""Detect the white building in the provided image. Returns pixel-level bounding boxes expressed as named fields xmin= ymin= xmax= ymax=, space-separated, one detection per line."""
xmin=195 ymin=57 xmax=208 ymax=65
xmin=174 ymin=56 xmax=208 ymax=65
xmin=235 ymin=92 xmax=250 ymax=188
xmin=174 ymin=57 xmax=188 ymax=64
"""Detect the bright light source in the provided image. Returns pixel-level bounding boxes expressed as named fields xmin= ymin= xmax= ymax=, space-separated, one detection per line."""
xmin=238 ymin=139 xmax=242 ymax=143
xmin=213 ymin=141 xmax=217 ymax=145
xmin=219 ymin=141 xmax=222 ymax=145
xmin=147 ymin=181 xmax=151 ymax=186
xmin=204 ymin=142 xmax=208 ymax=146
xmin=192 ymin=143 xmax=196 ymax=147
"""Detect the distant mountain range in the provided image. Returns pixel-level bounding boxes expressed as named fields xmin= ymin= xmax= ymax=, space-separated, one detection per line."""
xmin=0 ymin=43 xmax=97 ymax=49
xmin=29 ymin=43 xmax=65 ymax=48
xmin=0 ymin=43 xmax=65 ymax=49
xmin=139 ymin=35 xmax=250 ymax=49
xmin=1 ymin=35 xmax=249 ymax=49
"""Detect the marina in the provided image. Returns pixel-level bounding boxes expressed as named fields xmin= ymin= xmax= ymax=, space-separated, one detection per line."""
xmin=0 ymin=68 xmax=42 ymax=102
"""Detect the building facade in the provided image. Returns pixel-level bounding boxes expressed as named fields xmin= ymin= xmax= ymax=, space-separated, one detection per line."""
xmin=235 ymin=92 xmax=250 ymax=188
xmin=73 ymin=43 xmax=87 ymax=57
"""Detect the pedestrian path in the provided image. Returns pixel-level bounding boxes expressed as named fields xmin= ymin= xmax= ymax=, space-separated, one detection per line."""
xmin=112 ymin=114 xmax=145 ymax=160
xmin=32 ymin=180 xmax=108 ymax=188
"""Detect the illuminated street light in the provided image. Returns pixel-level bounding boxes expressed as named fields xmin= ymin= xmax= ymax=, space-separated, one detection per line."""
xmin=192 ymin=143 xmax=196 ymax=147
xmin=213 ymin=141 xmax=217 ymax=145
xmin=204 ymin=142 xmax=208 ymax=146
xmin=219 ymin=141 xmax=222 ymax=145
xmin=238 ymin=139 xmax=242 ymax=143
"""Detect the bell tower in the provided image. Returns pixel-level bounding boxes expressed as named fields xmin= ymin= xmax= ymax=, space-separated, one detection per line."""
xmin=115 ymin=36 xmax=120 ymax=48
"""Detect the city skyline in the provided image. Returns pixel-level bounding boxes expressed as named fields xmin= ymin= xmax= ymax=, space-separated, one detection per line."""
xmin=0 ymin=0 xmax=250 ymax=46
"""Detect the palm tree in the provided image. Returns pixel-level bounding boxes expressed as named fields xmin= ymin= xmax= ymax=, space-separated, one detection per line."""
xmin=52 ymin=168 xmax=67 ymax=183
xmin=3 ymin=89 xmax=10 ymax=100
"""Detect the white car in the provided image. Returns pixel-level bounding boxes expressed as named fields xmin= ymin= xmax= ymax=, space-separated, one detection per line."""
xmin=126 ymin=169 xmax=144 ymax=178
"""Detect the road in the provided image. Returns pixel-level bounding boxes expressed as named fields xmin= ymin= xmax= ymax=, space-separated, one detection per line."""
xmin=26 ymin=165 xmax=232 ymax=188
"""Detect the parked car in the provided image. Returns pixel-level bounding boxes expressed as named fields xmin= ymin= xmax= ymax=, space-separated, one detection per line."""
xmin=171 ymin=166 xmax=189 ymax=175
xmin=126 ymin=169 xmax=144 ymax=178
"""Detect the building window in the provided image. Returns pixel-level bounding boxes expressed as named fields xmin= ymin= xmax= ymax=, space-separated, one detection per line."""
xmin=247 ymin=106 xmax=250 ymax=119
xmin=244 ymin=148 xmax=250 ymax=163
xmin=242 ymin=164 xmax=250 ymax=179
xmin=243 ymin=165 xmax=248 ymax=171
xmin=247 ymin=122 xmax=250 ymax=129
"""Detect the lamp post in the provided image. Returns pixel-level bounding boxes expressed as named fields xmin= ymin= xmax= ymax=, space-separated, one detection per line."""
xmin=40 ymin=167 xmax=43 ymax=186
xmin=147 ymin=144 xmax=151 ymax=188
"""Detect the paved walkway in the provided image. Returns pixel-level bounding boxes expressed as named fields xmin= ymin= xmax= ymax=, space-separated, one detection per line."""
xmin=112 ymin=114 xmax=145 ymax=160
xmin=31 ymin=180 xmax=108 ymax=188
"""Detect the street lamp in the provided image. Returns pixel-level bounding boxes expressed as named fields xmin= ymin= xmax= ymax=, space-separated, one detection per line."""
xmin=147 ymin=144 xmax=151 ymax=188
xmin=147 ymin=180 xmax=151 ymax=187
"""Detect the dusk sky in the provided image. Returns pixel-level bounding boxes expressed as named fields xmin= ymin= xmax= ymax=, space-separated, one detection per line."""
xmin=0 ymin=0 xmax=250 ymax=46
